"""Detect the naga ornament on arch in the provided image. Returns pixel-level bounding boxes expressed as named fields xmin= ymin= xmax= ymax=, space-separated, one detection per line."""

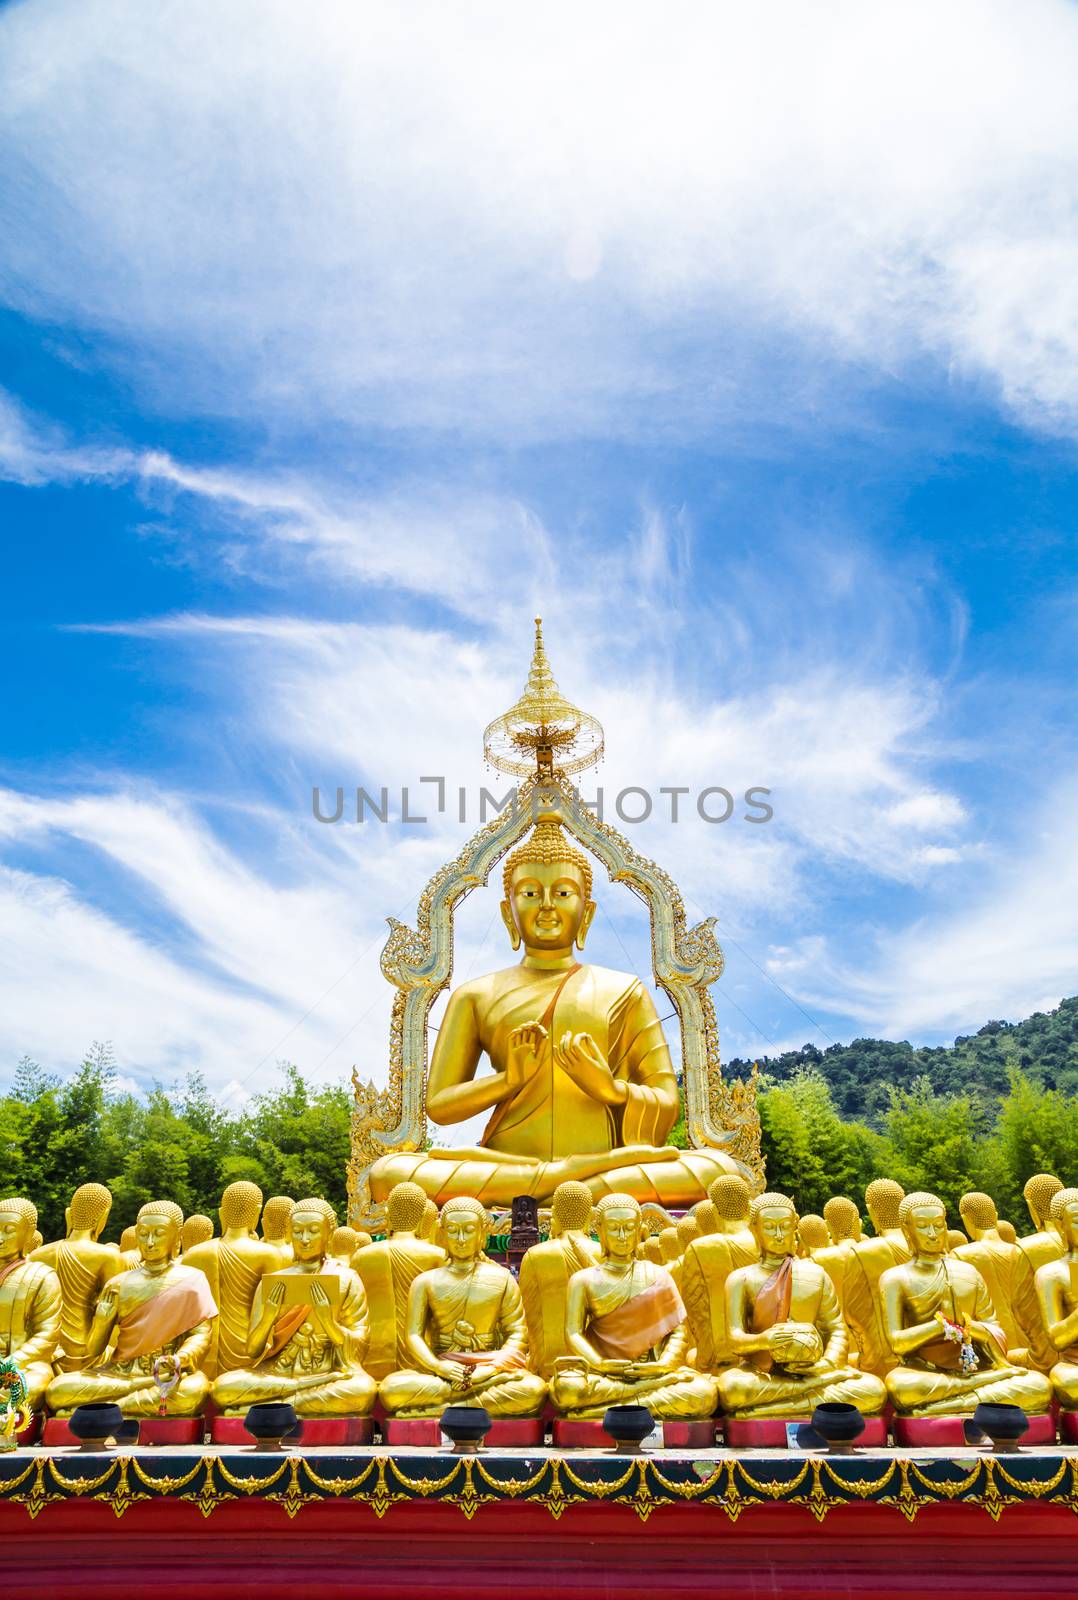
xmin=348 ymin=617 xmax=763 ymax=1230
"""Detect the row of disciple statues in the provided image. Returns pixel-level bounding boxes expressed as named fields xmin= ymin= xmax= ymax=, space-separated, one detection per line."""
xmin=3 ymin=1171 xmax=1078 ymax=1428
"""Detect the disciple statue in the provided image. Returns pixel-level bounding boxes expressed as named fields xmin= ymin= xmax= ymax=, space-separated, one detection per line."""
xmin=840 ymin=1179 xmax=911 ymax=1378
xmin=549 ymin=1193 xmax=717 ymax=1420
xmin=260 ymin=1196 xmax=295 ymax=1265
xmin=1034 ymin=1188 xmax=1078 ymax=1409
xmin=212 ymin=1198 xmax=376 ymax=1418
xmin=181 ymin=1215 xmax=214 ymax=1253
xmin=715 ymin=1193 xmax=886 ymax=1419
xmin=679 ymin=1175 xmax=760 ymax=1373
xmin=118 ymin=1226 xmax=140 ymax=1267
xmin=32 ymin=1183 xmax=120 ymax=1371
xmin=368 ymin=812 xmax=742 ymax=1208
xmin=519 ymin=1180 xmax=600 ymax=1380
xmin=953 ymin=1191 xmax=1027 ymax=1361
xmin=184 ymin=1182 xmax=279 ymax=1378
xmin=47 ymin=1201 xmax=217 ymax=1417
xmin=350 ymin=1182 xmax=446 ymax=1381
xmin=0 ymin=1197 xmax=61 ymax=1412
xmin=380 ymin=1198 xmax=546 ymax=1418
xmin=880 ymin=1192 xmax=1051 ymax=1417
xmin=1010 ymin=1172 xmax=1066 ymax=1371
xmin=328 ymin=1226 xmax=369 ymax=1264
xmin=813 ymin=1197 xmax=862 ymax=1330
xmin=1019 ymin=1173 xmax=1064 ymax=1268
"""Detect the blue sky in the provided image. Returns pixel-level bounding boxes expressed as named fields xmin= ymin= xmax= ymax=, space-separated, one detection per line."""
xmin=1 ymin=0 xmax=1077 ymax=1108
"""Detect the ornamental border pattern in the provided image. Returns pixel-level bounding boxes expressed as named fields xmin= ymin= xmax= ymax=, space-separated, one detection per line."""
xmin=1 ymin=1452 xmax=1075 ymax=1525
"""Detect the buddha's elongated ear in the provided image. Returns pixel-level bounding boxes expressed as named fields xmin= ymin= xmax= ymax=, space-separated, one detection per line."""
xmin=574 ymin=900 xmax=597 ymax=951
xmin=500 ymin=899 xmax=521 ymax=951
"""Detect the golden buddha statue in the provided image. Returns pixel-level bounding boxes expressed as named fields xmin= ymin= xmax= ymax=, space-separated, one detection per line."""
xmin=212 ymin=1198 xmax=376 ymax=1418
xmin=798 ymin=1214 xmax=829 ymax=1257
xmin=715 ymin=1192 xmax=885 ymax=1419
xmin=0 ymin=1198 xmax=61 ymax=1412
xmin=329 ymin=1226 xmax=369 ymax=1264
xmin=953 ymin=1191 xmax=1027 ymax=1360
xmin=181 ymin=1215 xmax=214 ymax=1253
xmin=380 ymin=1197 xmax=546 ymax=1418
xmin=260 ymin=1196 xmax=294 ymax=1265
xmin=880 ymin=1191 xmax=1051 ymax=1417
xmin=31 ymin=1183 xmax=121 ymax=1372
xmin=1011 ymin=1173 xmax=1066 ymax=1371
xmin=47 ymin=1201 xmax=216 ymax=1417
xmin=550 ymin=1193 xmax=717 ymax=1420
xmin=840 ymin=1179 xmax=911 ymax=1378
xmin=519 ymin=1180 xmax=600 ymax=1380
xmin=1033 ymin=1188 xmax=1078 ymax=1408
xmin=350 ymin=1181 xmax=446 ymax=1381
xmin=184 ymin=1181 xmax=279 ymax=1379
xmin=813 ymin=1197 xmax=862 ymax=1329
xmin=680 ymin=1175 xmax=760 ymax=1372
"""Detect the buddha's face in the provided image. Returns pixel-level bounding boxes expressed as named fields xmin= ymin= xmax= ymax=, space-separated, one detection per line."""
xmin=443 ymin=1207 xmax=484 ymax=1262
xmin=753 ymin=1205 xmax=797 ymax=1258
xmin=291 ymin=1211 xmax=330 ymax=1263
xmin=0 ymin=1208 xmax=32 ymax=1263
xmin=502 ymin=861 xmax=595 ymax=955
xmin=599 ymin=1204 xmax=640 ymax=1262
xmin=1057 ymin=1199 xmax=1078 ymax=1251
xmin=136 ymin=1211 xmax=179 ymax=1265
xmin=904 ymin=1204 xmax=947 ymax=1257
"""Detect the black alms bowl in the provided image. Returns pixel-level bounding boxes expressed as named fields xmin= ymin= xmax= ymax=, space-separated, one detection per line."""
xmin=972 ymin=1403 xmax=1028 ymax=1450
xmin=243 ymin=1403 xmax=300 ymax=1446
xmin=602 ymin=1405 xmax=655 ymax=1449
xmin=440 ymin=1406 xmax=494 ymax=1448
xmin=68 ymin=1403 xmax=124 ymax=1443
xmin=810 ymin=1402 xmax=867 ymax=1448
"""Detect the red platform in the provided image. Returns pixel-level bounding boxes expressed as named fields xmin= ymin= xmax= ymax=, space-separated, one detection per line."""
xmin=725 ymin=1415 xmax=889 ymax=1449
xmin=551 ymin=1418 xmax=715 ymax=1449
xmin=1060 ymin=1409 xmax=1078 ymax=1443
xmin=384 ymin=1416 xmax=545 ymax=1447
xmin=43 ymin=1417 xmax=202 ymax=1447
xmin=210 ymin=1415 xmax=374 ymax=1446
xmin=894 ymin=1414 xmax=1056 ymax=1448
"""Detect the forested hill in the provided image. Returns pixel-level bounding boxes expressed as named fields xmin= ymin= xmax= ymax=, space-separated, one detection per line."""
xmin=725 ymin=995 xmax=1078 ymax=1124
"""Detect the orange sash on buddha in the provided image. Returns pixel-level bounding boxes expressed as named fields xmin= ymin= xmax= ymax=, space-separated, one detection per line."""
xmin=262 ymin=1304 xmax=310 ymax=1364
xmin=112 ymin=1269 xmax=218 ymax=1364
xmin=750 ymin=1256 xmax=793 ymax=1371
xmin=588 ymin=1272 xmax=684 ymax=1360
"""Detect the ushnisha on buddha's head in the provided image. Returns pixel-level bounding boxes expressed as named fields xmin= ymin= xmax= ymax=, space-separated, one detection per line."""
xmin=290 ymin=1198 xmax=336 ymax=1264
xmin=500 ymin=819 xmax=596 ymax=959
xmin=898 ymin=1192 xmax=948 ymax=1257
xmin=441 ymin=1197 xmax=489 ymax=1263
xmin=595 ymin=1193 xmax=641 ymax=1262
xmin=1049 ymin=1187 xmax=1078 ymax=1251
xmin=135 ymin=1200 xmax=184 ymax=1267
xmin=0 ymin=1197 xmax=38 ymax=1262
xmin=749 ymin=1192 xmax=798 ymax=1260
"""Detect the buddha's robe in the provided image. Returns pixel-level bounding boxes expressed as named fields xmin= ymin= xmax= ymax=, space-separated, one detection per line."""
xmin=1012 ymin=1230 xmax=1064 ymax=1371
xmin=212 ymin=1263 xmax=376 ymax=1417
xmin=184 ymin=1236 xmax=277 ymax=1378
xmin=371 ymin=963 xmax=739 ymax=1206
xmin=0 ymin=1257 xmax=62 ymax=1410
xmin=716 ymin=1255 xmax=886 ymax=1417
xmin=812 ymin=1240 xmax=860 ymax=1359
xmin=550 ymin=1260 xmax=717 ymax=1419
xmin=350 ymin=1236 xmax=445 ymax=1380
xmin=952 ymin=1237 xmax=1027 ymax=1361
xmin=380 ymin=1260 xmax=547 ymax=1417
xmin=47 ymin=1263 xmax=217 ymax=1417
xmin=841 ymin=1233 xmax=910 ymax=1378
xmin=519 ymin=1232 xmax=600 ymax=1380
xmin=31 ymin=1239 xmax=122 ymax=1371
xmin=679 ymin=1230 xmax=759 ymax=1372
xmin=881 ymin=1258 xmax=1052 ymax=1416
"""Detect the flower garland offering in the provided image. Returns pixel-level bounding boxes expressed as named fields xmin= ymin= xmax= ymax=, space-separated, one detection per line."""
xmin=935 ymin=1310 xmax=978 ymax=1376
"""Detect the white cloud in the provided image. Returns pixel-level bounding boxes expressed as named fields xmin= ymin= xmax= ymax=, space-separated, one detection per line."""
xmin=1 ymin=1 xmax=1077 ymax=437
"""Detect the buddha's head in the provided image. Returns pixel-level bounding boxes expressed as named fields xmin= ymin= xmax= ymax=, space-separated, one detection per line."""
xmin=998 ymin=1220 xmax=1017 ymax=1243
xmin=181 ymin=1214 xmax=214 ymax=1251
xmin=709 ymin=1174 xmax=752 ymax=1232
xmin=220 ymin=1180 xmax=263 ymax=1235
xmin=291 ymin=1198 xmax=336 ymax=1264
xmin=694 ymin=1199 xmax=720 ymax=1237
xmin=865 ymin=1178 xmax=905 ymax=1235
xmin=136 ymin=1200 xmax=184 ymax=1266
xmin=798 ymin=1213 xmax=829 ymax=1254
xmin=1024 ymin=1173 xmax=1063 ymax=1233
xmin=501 ymin=820 xmax=595 ymax=957
xmin=0 ymin=1197 xmax=38 ymax=1263
xmin=551 ymin=1180 xmax=593 ymax=1237
xmin=261 ymin=1196 xmax=295 ymax=1243
xmin=441 ymin=1197 xmax=488 ymax=1263
xmin=958 ymin=1191 xmax=998 ymax=1241
xmin=596 ymin=1193 xmax=641 ymax=1263
xmin=329 ymin=1225 xmax=361 ymax=1259
xmin=120 ymin=1226 xmax=137 ymax=1252
xmin=676 ymin=1215 xmax=701 ymax=1250
xmin=421 ymin=1199 xmax=440 ymax=1243
xmin=749 ymin=1192 xmax=798 ymax=1260
xmin=386 ymin=1181 xmax=429 ymax=1237
xmin=66 ymin=1182 xmax=112 ymax=1241
xmin=658 ymin=1225 xmax=681 ymax=1262
xmin=1049 ymin=1188 xmax=1078 ymax=1252
xmin=898 ymin=1191 xmax=948 ymax=1258
xmin=823 ymin=1196 xmax=861 ymax=1244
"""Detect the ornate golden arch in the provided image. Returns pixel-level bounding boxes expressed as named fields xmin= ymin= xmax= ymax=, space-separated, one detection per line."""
xmin=347 ymin=772 xmax=762 ymax=1228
